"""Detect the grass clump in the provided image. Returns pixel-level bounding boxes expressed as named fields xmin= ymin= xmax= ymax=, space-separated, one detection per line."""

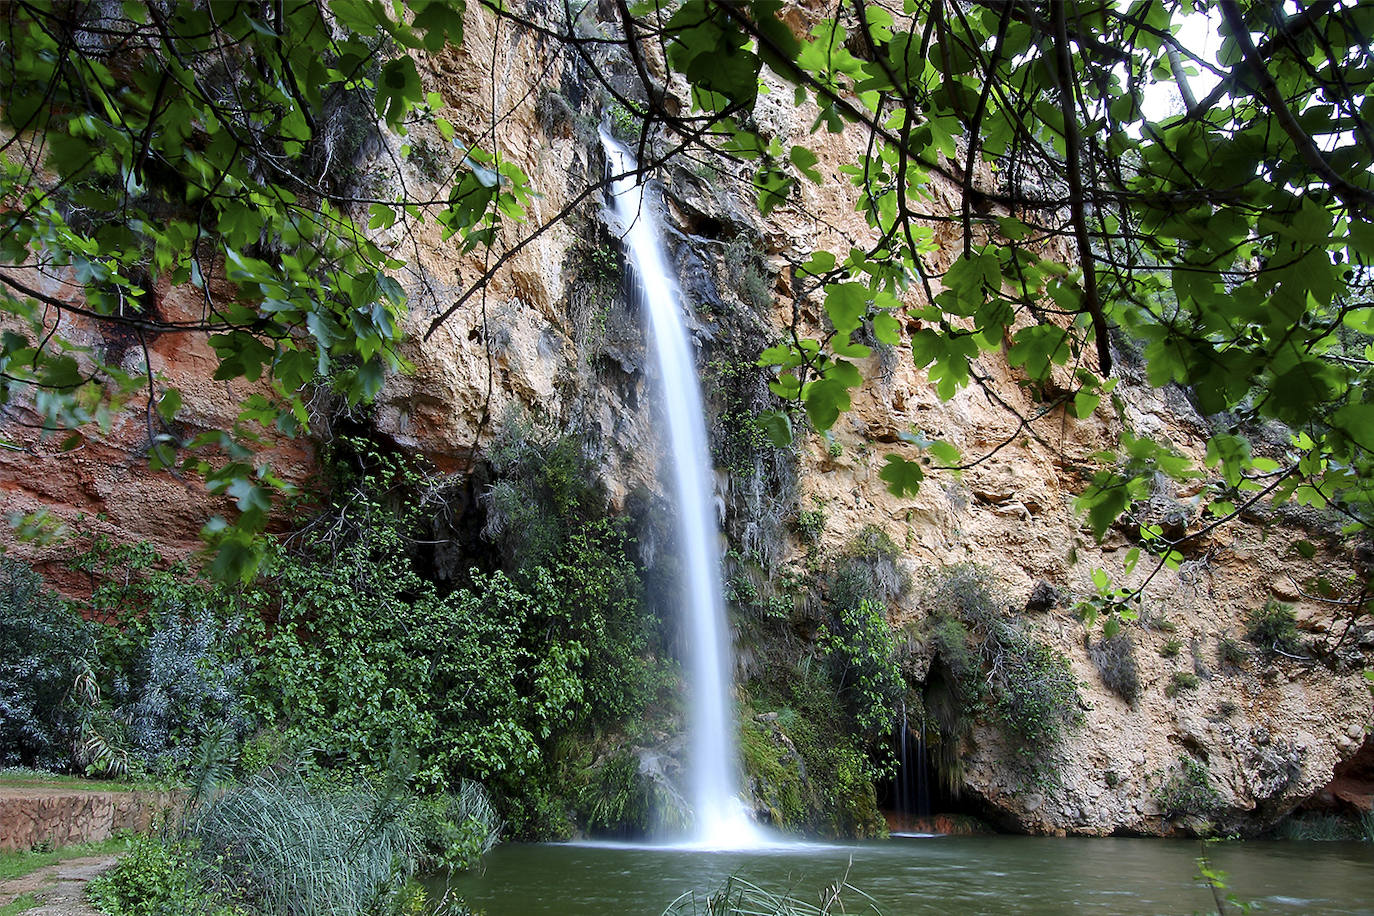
xmin=1088 ymin=632 xmax=1140 ymax=702
xmin=1216 ymin=636 xmax=1249 ymax=670
xmin=663 ymin=874 xmax=878 ymax=916
xmin=1165 ymin=671 xmax=1200 ymax=697
xmin=1160 ymin=637 xmax=1182 ymax=658
xmin=1271 ymin=812 xmax=1364 ymax=841
xmin=1244 ymin=600 xmax=1302 ymax=655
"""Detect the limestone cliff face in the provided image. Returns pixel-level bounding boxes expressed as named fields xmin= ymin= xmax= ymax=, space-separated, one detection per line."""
xmin=2 ymin=4 xmax=1368 ymax=835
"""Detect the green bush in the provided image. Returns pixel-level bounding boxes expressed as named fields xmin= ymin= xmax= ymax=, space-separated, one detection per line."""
xmin=87 ymin=836 xmax=243 ymax=916
xmin=246 ymin=442 xmax=656 ymax=836
xmin=1244 ymin=600 xmax=1302 ymax=655
xmin=572 ymin=750 xmax=657 ymax=838
xmin=1154 ymin=754 xmax=1220 ymax=822
xmin=1165 ymin=671 xmax=1200 ymax=697
xmin=1160 ymin=637 xmax=1182 ymax=658
xmin=740 ymin=665 xmax=886 ymax=838
xmin=824 ymin=526 xmax=907 ymax=613
xmin=815 ymin=600 xmax=903 ymax=739
xmin=481 ymin=420 xmax=607 ymax=571
xmin=924 ymin=566 xmax=1081 ymax=762
xmin=0 ymin=557 xmax=93 ymax=769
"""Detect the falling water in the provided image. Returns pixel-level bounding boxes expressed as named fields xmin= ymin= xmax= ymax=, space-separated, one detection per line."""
xmin=600 ymin=131 xmax=760 ymax=847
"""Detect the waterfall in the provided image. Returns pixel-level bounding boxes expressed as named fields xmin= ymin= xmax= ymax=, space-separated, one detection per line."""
xmin=600 ymin=131 xmax=760 ymax=847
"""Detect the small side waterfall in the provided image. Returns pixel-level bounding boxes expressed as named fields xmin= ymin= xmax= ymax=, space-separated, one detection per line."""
xmin=600 ymin=131 xmax=760 ymax=848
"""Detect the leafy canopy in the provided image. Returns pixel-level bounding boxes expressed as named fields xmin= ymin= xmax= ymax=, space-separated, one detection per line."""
xmin=0 ymin=0 xmax=528 ymax=578
xmin=4 ymin=0 xmax=1372 ymax=591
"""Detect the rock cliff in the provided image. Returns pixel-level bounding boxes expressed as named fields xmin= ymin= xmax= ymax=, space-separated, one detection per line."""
xmin=2 ymin=3 xmax=1368 ymax=836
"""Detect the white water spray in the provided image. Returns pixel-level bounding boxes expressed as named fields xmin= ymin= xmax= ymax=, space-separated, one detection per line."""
xmin=601 ymin=131 xmax=761 ymax=848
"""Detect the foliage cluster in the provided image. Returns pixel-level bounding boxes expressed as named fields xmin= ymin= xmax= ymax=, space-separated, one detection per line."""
xmin=923 ymin=566 xmax=1082 ymax=766
xmin=1166 ymin=671 xmax=1201 ymax=697
xmin=0 ymin=557 xmax=94 ymax=769
xmin=739 ymin=668 xmax=887 ymax=838
xmin=1154 ymin=755 xmax=1221 ymax=824
xmin=481 ymin=417 xmax=608 ymax=572
xmin=1244 ymin=600 xmax=1303 ymax=656
xmin=823 ymin=526 xmax=907 ymax=615
xmin=0 ymin=0 xmax=514 ymax=579
xmin=88 ymin=836 xmax=248 ymax=916
xmin=815 ymin=600 xmax=904 ymax=740
xmin=1 ymin=546 xmax=253 ymax=779
xmin=4 ymin=428 xmax=666 ymax=840
xmin=250 ymin=447 xmax=654 ymax=835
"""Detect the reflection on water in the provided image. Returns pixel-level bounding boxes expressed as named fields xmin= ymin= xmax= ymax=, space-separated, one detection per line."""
xmin=433 ymin=835 xmax=1374 ymax=915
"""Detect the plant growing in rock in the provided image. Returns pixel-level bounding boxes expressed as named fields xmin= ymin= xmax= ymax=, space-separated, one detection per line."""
xmin=1244 ymin=600 xmax=1302 ymax=656
xmin=1217 ymin=636 xmax=1249 ymax=670
xmin=824 ymin=526 xmax=908 ymax=614
xmin=816 ymin=599 xmax=904 ymax=740
xmin=1165 ymin=671 xmax=1201 ymax=697
xmin=1154 ymin=755 xmax=1221 ymax=823
xmin=795 ymin=501 xmax=827 ymax=547
xmin=1088 ymin=632 xmax=1141 ymax=703
xmin=924 ymin=566 xmax=1082 ymax=765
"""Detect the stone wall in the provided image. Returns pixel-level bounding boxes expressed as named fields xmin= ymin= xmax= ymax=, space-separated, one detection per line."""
xmin=0 ymin=788 xmax=181 ymax=851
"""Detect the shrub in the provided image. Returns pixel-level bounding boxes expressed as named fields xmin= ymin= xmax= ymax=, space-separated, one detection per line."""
xmin=0 ymin=557 xmax=93 ymax=769
xmin=481 ymin=420 xmax=606 ymax=571
xmin=407 ymin=780 xmax=503 ymax=872
xmin=87 ymin=836 xmax=242 ymax=916
xmin=1165 ymin=671 xmax=1200 ymax=697
xmin=1244 ymin=600 xmax=1302 ymax=655
xmin=253 ymin=452 xmax=655 ymax=835
xmin=815 ymin=599 xmax=903 ymax=739
xmin=1160 ymin=637 xmax=1182 ymax=658
xmin=924 ymin=566 xmax=1082 ymax=761
xmin=740 ymin=665 xmax=886 ymax=838
xmin=1088 ymin=632 xmax=1140 ymax=702
xmin=795 ymin=504 xmax=826 ymax=546
xmin=1154 ymin=754 xmax=1220 ymax=821
xmin=824 ymin=526 xmax=906 ymax=613
xmin=572 ymin=751 xmax=657 ymax=839
xmin=110 ymin=603 xmax=253 ymax=775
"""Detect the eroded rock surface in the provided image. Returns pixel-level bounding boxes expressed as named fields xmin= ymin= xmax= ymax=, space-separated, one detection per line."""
xmin=2 ymin=3 xmax=1368 ymax=837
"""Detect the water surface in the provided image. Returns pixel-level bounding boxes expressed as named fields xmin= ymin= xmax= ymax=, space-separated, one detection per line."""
xmin=436 ymin=835 xmax=1374 ymax=914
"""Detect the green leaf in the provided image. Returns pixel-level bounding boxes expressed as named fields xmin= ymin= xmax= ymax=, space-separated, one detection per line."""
xmin=872 ymin=312 xmax=901 ymax=345
xmin=755 ymin=409 xmax=793 ymax=447
xmin=1076 ymin=472 xmax=1131 ymax=541
xmin=376 ymin=56 xmax=422 ymax=128
xmin=1007 ymin=325 xmax=1071 ymax=380
xmin=789 ymin=144 xmax=823 ymax=182
xmin=879 ymin=454 xmax=924 ymax=497
xmin=824 ymin=283 xmax=867 ymax=335
xmin=927 ymin=440 xmax=960 ymax=467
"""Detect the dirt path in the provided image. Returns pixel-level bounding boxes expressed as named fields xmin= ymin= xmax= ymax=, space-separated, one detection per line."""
xmin=0 ymin=854 xmax=116 ymax=916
